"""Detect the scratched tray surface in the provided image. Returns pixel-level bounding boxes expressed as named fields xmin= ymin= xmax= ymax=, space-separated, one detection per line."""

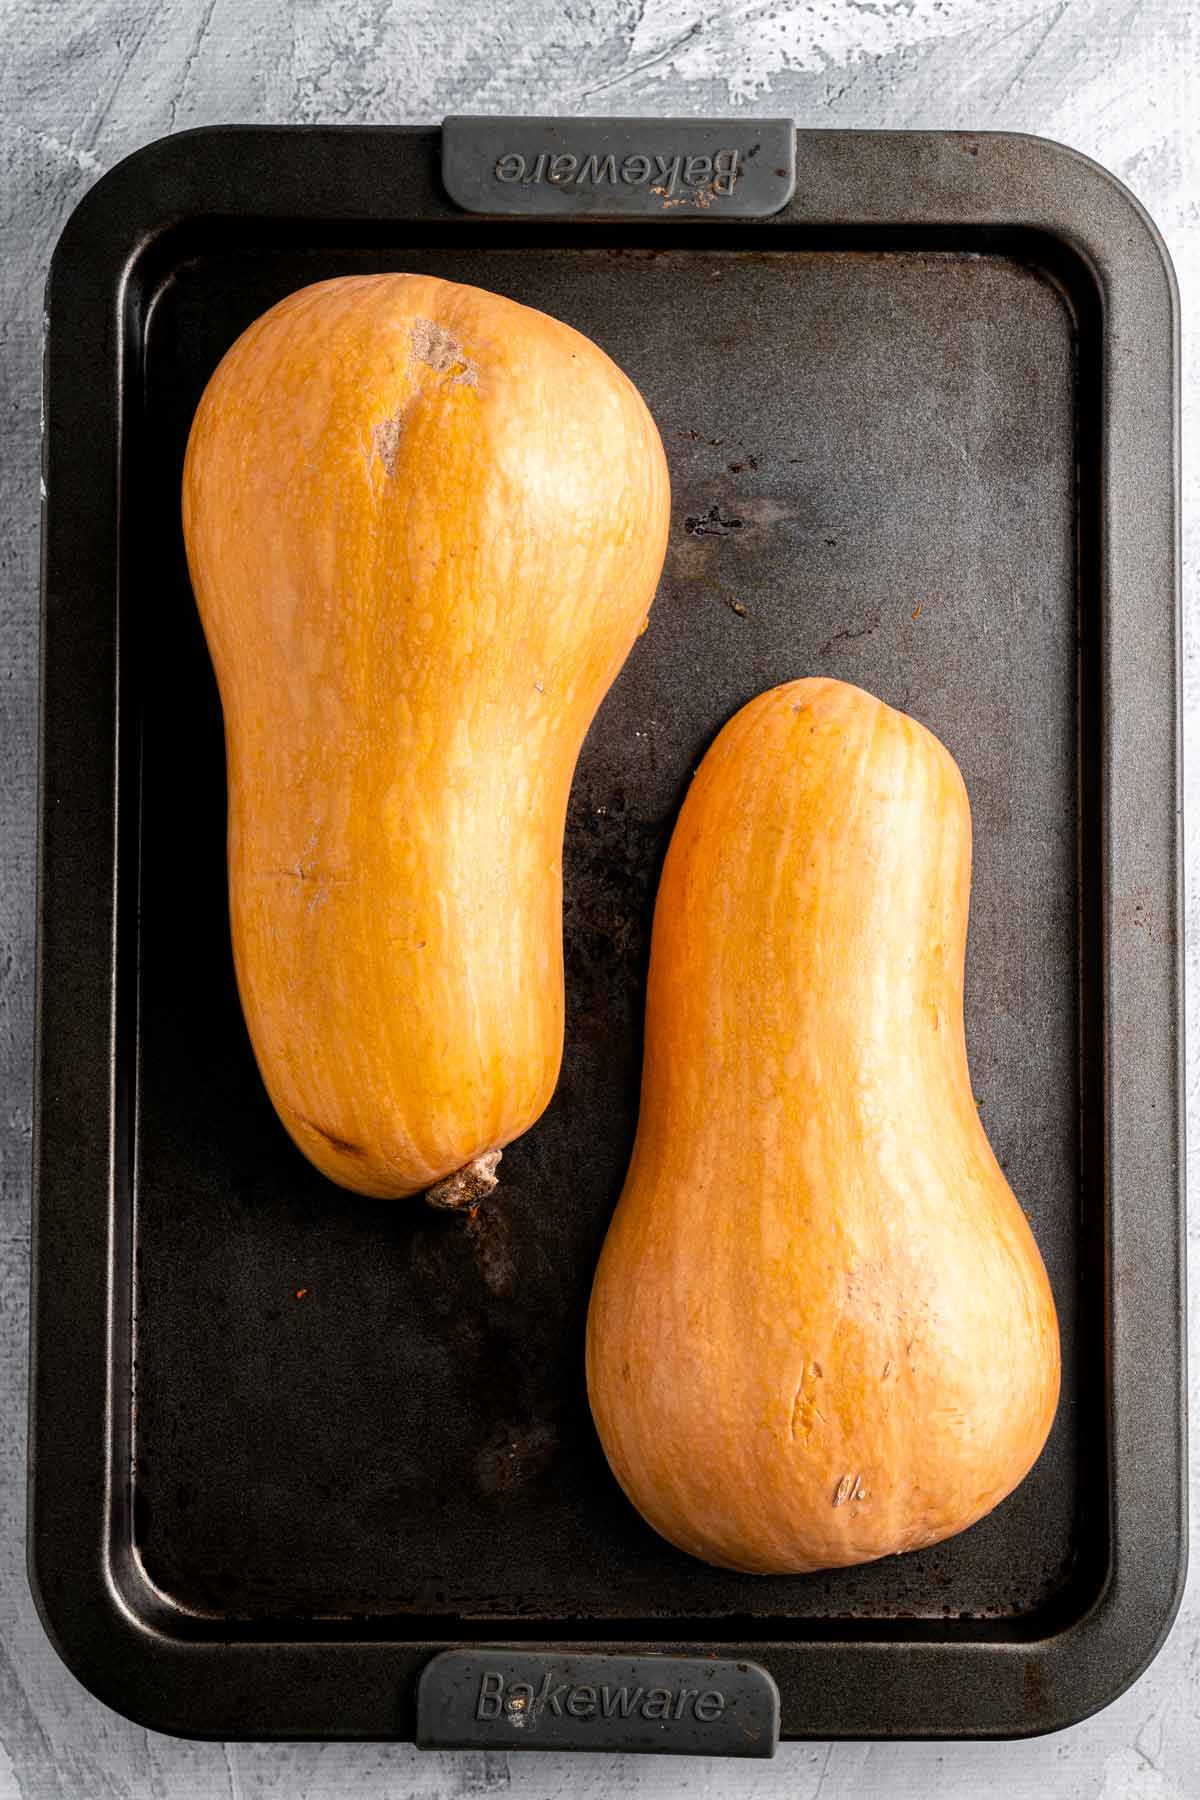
xmin=134 ymin=242 xmax=1081 ymax=1623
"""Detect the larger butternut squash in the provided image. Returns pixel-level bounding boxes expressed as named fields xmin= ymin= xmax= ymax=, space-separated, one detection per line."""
xmin=587 ymin=678 xmax=1060 ymax=1573
xmin=183 ymin=275 xmax=669 ymax=1198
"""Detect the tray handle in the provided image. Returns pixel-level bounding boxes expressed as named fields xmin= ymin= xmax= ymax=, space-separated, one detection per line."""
xmin=441 ymin=114 xmax=795 ymax=219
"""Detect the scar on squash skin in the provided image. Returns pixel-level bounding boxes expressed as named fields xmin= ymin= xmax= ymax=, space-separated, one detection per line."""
xmin=261 ymin=865 xmax=347 ymax=914
xmin=297 ymin=1117 xmax=366 ymax=1158
xmin=370 ymin=322 xmax=477 ymax=478
xmin=371 ymin=411 xmax=405 ymax=478
xmin=789 ymin=1363 xmax=826 ymax=1441
xmin=425 ymin=1149 xmax=502 ymax=1211
xmin=409 ymin=317 xmax=478 ymax=388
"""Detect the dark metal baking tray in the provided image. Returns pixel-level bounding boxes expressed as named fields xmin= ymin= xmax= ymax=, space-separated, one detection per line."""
xmin=30 ymin=124 xmax=1184 ymax=1745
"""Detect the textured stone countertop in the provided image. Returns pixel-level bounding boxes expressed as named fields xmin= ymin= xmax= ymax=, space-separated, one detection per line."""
xmin=1 ymin=2 xmax=1196 ymax=1795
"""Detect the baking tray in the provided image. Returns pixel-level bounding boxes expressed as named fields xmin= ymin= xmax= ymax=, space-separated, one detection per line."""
xmin=30 ymin=124 xmax=1184 ymax=1745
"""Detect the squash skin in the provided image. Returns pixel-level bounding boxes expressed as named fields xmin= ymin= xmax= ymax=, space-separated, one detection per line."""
xmin=586 ymin=678 xmax=1061 ymax=1574
xmin=183 ymin=274 xmax=669 ymax=1197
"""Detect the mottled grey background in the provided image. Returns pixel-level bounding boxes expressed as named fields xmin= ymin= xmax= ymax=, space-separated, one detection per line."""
xmin=1 ymin=2 xmax=1196 ymax=1795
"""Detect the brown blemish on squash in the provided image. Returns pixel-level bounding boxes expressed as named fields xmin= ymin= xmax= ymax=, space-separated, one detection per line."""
xmin=297 ymin=1117 xmax=366 ymax=1157
xmin=369 ymin=321 xmax=478 ymax=478
xmin=410 ymin=317 xmax=478 ymax=387
xmin=372 ymin=410 xmax=406 ymax=478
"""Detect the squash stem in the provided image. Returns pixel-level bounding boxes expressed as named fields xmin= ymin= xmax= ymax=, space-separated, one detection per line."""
xmin=425 ymin=1149 xmax=502 ymax=1211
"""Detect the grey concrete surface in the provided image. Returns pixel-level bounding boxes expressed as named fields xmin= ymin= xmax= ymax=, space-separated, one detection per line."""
xmin=1 ymin=1 xmax=1197 ymax=1794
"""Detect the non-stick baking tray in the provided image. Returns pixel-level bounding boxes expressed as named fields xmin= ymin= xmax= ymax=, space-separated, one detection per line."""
xmin=31 ymin=124 xmax=1184 ymax=1745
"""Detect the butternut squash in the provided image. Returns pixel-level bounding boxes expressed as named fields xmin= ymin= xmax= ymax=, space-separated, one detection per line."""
xmin=586 ymin=678 xmax=1060 ymax=1573
xmin=183 ymin=274 xmax=669 ymax=1198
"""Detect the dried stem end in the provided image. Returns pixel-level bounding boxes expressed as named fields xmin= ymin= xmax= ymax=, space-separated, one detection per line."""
xmin=425 ymin=1149 xmax=502 ymax=1212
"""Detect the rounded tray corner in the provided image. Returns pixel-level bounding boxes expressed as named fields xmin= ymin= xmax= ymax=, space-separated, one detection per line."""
xmin=984 ymin=129 xmax=1180 ymax=314
xmin=45 ymin=130 xmax=203 ymax=303
xmin=26 ymin=1533 xmax=199 ymax=1744
xmin=1018 ymin=1543 xmax=1190 ymax=1739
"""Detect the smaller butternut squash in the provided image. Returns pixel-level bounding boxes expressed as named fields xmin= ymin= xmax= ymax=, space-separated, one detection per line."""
xmin=587 ymin=677 xmax=1060 ymax=1574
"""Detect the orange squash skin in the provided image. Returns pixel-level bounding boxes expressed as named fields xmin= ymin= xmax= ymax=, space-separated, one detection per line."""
xmin=586 ymin=678 xmax=1060 ymax=1574
xmin=183 ymin=274 xmax=669 ymax=1197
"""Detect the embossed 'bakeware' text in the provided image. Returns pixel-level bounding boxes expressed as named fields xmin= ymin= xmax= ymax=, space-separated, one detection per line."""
xmin=494 ymin=148 xmax=741 ymax=197
xmin=476 ymin=1668 xmax=728 ymax=1728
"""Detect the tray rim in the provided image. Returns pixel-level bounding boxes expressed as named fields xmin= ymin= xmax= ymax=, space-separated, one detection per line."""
xmin=29 ymin=122 xmax=1185 ymax=1745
